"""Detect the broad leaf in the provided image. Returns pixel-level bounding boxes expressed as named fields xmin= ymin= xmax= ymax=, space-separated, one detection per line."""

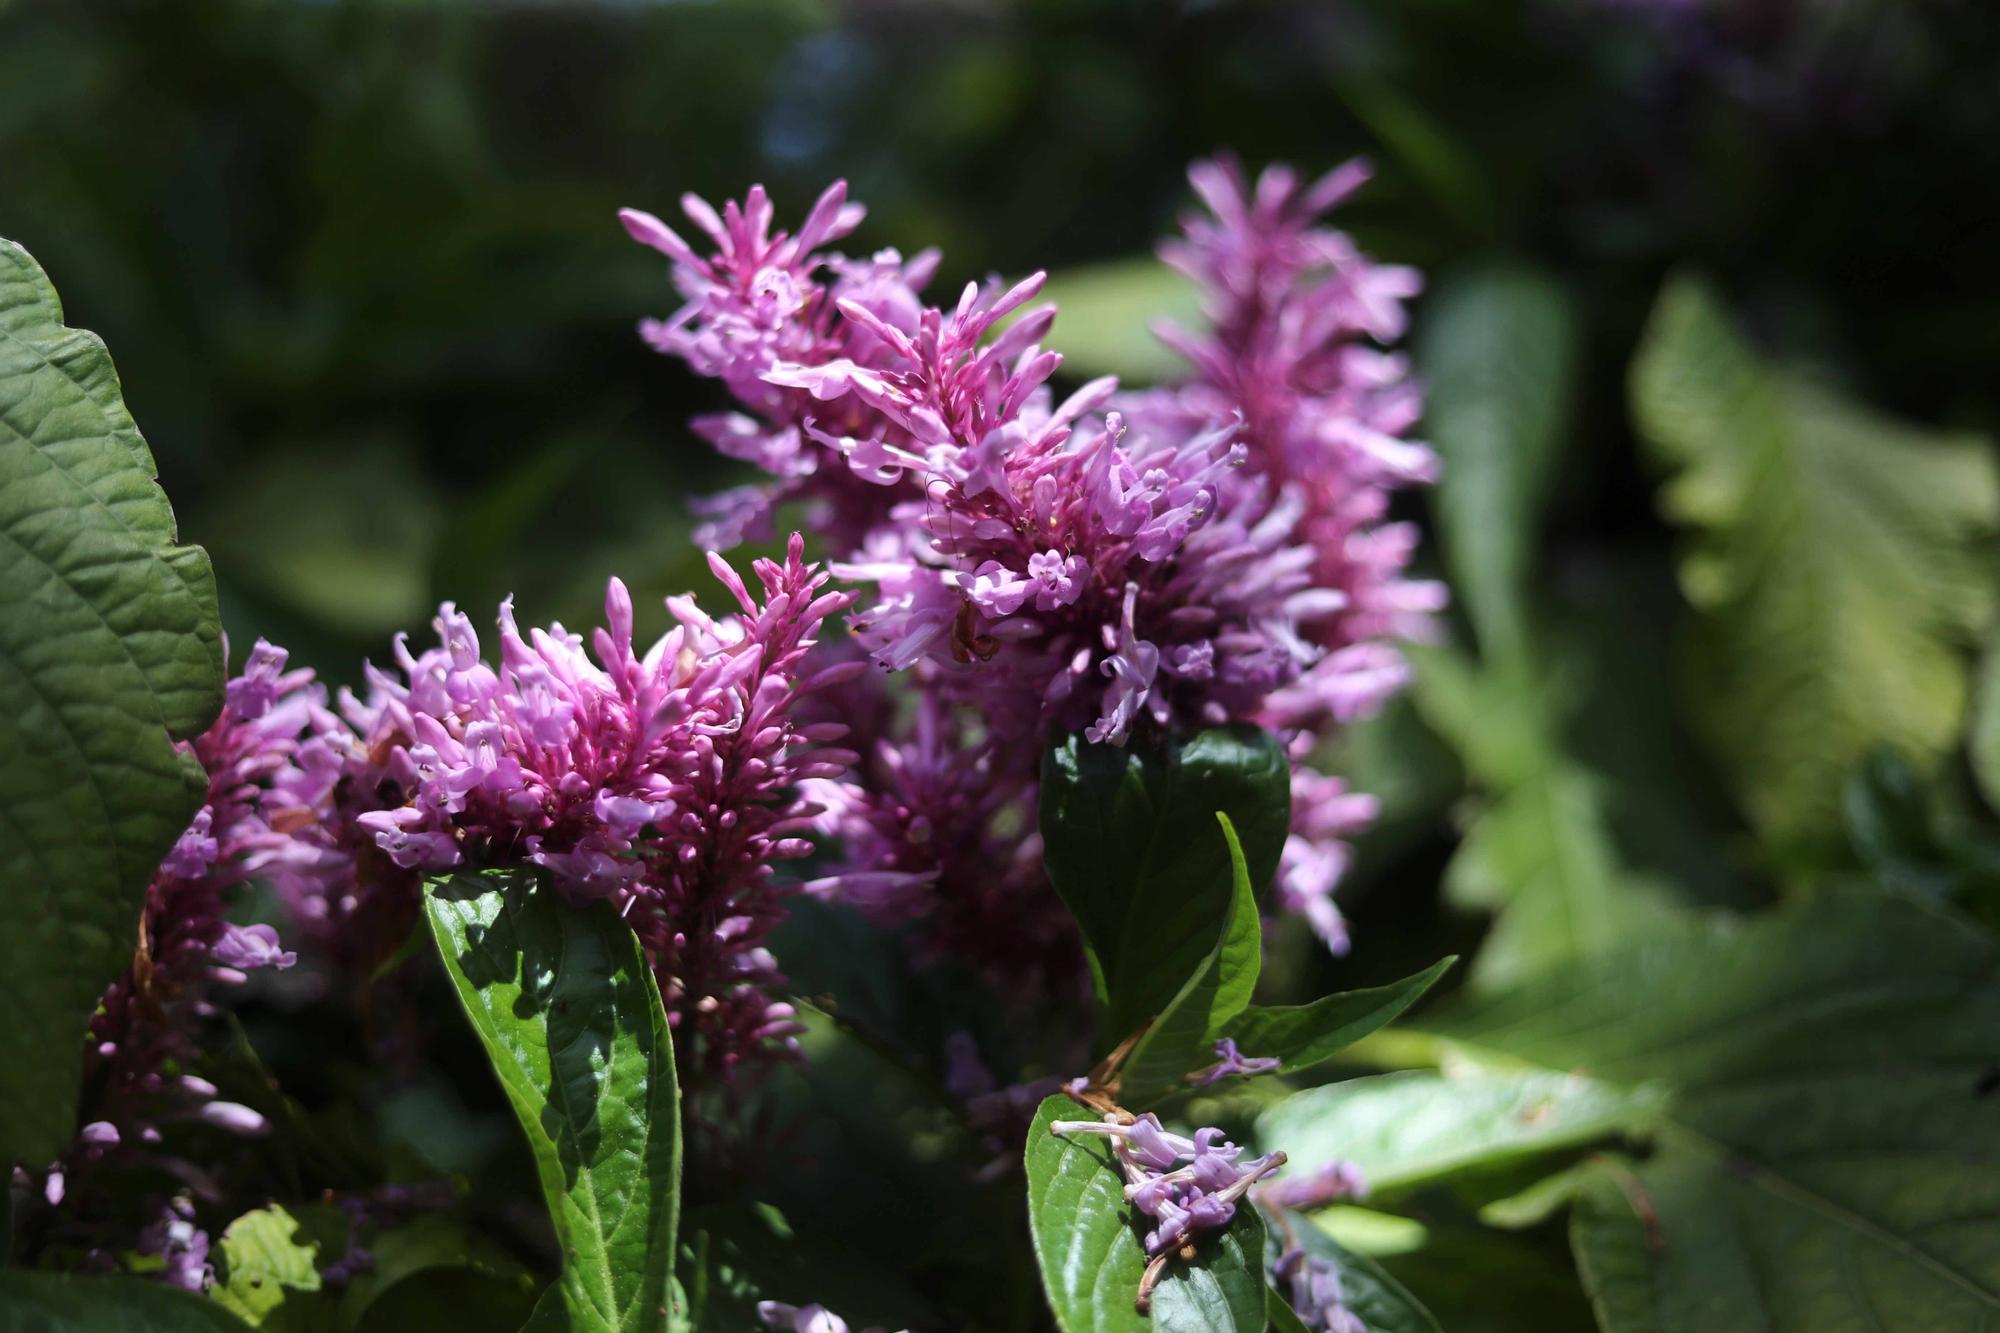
xmin=337 ymin=1214 xmax=539 ymax=1332
xmin=0 ymin=237 xmax=224 ymax=1162
xmin=1264 ymin=1212 xmax=1443 ymax=1333
xmin=1417 ymin=265 xmax=1577 ymax=666
xmin=1040 ymin=727 xmax=1290 ymax=1051
xmin=1418 ymin=890 xmax=2000 ymax=1331
xmin=1118 ymin=814 xmax=1262 ymax=1106
xmin=1024 ymin=1095 xmax=1268 ymax=1333
xmin=0 ymin=1272 xmax=251 ymax=1332
xmin=1224 ymin=956 xmax=1454 ymax=1075
xmin=425 ymin=867 xmax=681 ymax=1333
xmin=1258 ymin=1067 xmax=1664 ymax=1199
xmin=1632 ymin=275 xmax=2000 ymax=865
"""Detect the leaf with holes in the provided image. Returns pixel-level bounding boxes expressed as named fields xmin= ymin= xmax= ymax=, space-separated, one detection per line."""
xmin=0 ymin=237 xmax=224 ymax=1163
xmin=425 ymin=867 xmax=682 ymax=1333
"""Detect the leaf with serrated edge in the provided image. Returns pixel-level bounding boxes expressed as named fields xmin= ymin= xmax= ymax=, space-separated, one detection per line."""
xmin=1024 ymin=1095 xmax=1268 ymax=1333
xmin=425 ymin=868 xmax=681 ymax=1333
xmin=1633 ymin=275 xmax=1999 ymax=863
xmin=1420 ymin=890 xmax=2000 ymax=1331
xmin=0 ymin=237 xmax=224 ymax=1161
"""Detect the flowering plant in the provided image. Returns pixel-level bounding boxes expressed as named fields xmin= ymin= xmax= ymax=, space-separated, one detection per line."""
xmin=5 ymin=128 xmax=1999 ymax=1333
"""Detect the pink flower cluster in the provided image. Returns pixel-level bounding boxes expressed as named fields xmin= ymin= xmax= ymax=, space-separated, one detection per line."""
xmin=311 ymin=537 xmax=858 ymax=1085
xmin=41 ymin=642 xmax=327 ymax=1284
xmin=625 ymin=155 xmax=1439 ymax=958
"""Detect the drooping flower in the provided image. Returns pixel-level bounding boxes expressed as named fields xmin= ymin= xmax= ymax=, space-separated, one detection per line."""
xmin=756 ymin=1300 xmax=907 ymax=1333
xmin=1049 ymin=1113 xmax=1285 ymax=1255
xmin=1258 ymin=1160 xmax=1371 ymax=1213
xmin=1186 ymin=1037 xmax=1283 ymax=1088
xmin=338 ymin=537 xmax=857 ymax=1085
xmin=1276 ymin=766 xmax=1382 ymax=956
xmin=1273 ymin=1244 xmax=1368 ymax=1333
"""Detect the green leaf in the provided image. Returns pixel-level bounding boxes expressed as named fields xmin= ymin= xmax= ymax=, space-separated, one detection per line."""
xmin=1040 ymin=727 xmax=1290 ymax=1051
xmin=210 ymin=1205 xmax=322 ymax=1326
xmin=1419 ymin=890 xmax=2000 ymax=1331
xmin=1264 ymin=1213 xmax=1443 ymax=1333
xmin=1024 ymin=1094 xmax=1268 ymax=1333
xmin=1632 ymin=275 xmax=2000 ymax=865
xmin=337 ymin=1214 xmax=538 ymax=1332
xmin=0 ymin=1272 xmax=252 ymax=1332
xmin=1417 ymin=265 xmax=1578 ymax=666
xmin=1258 ymin=1067 xmax=1665 ymax=1200
xmin=1224 ymin=957 xmax=1455 ymax=1076
xmin=1442 ymin=759 xmax=1683 ymax=992
xmin=0 ymin=237 xmax=225 ymax=1163
xmin=424 ymin=867 xmax=682 ymax=1333
xmin=1025 ymin=259 xmax=1204 ymax=385
xmin=1118 ymin=813 xmax=1263 ymax=1106
xmin=1972 ymin=630 xmax=2000 ymax=817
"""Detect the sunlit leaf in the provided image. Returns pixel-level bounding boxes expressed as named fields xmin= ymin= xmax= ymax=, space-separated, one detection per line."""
xmin=1633 ymin=275 xmax=2000 ymax=866
xmin=0 ymin=237 xmax=224 ymax=1162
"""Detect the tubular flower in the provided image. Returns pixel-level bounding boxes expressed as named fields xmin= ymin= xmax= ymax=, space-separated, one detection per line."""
xmin=340 ymin=536 xmax=858 ymax=1084
xmin=38 ymin=643 xmax=311 ymax=1273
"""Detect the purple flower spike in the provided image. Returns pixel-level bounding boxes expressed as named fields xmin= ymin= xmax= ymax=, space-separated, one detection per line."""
xmin=1050 ymin=1112 xmax=1284 ymax=1264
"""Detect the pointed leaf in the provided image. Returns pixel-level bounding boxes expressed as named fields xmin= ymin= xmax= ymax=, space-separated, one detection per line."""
xmin=1119 ymin=814 xmax=1263 ymax=1106
xmin=425 ymin=867 xmax=681 ymax=1333
xmin=0 ymin=237 xmax=225 ymax=1162
xmin=1040 ymin=727 xmax=1290 ymax=1050
xmin=1224 ymin=956 xmax=1455 ymax=1076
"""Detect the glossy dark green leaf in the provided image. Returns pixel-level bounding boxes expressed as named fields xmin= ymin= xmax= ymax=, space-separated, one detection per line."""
xmin=1040 ymin=727 xmax=1290 ymax=1049
xmin=1417 ymin=890 xmax=2000 ymax=1331
xmin=0 ymin=237 xmax=225 ymax=1163
xmin=1118 ymin=814 xmax=1262 ymax=1106
xmin=0 ymin=1272 xmax=251 ymax=1332
xmin=1224 ymin=957 xmax=1454 ymax=1076
xmin=1417 ymin=265 xmax=1577 ymax=667
xmin=425 ymin=867 xmax=681 ymax=1333
xmin=1024 ymin=1095 xmax=1268 ymax=1333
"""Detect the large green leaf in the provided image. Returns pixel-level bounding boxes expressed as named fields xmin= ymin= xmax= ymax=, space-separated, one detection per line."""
xmin=1223 ymin=957 xmax=1455 ymax=1076
xmin=424 ymin=867 xmax=682 ymax=1333
xmin=1632 ymin=275 xmax=2000 ymax=865
xmin=1118 ymin=814 xmax=1262 ymax=1106
xmin=1417 ymin=265 xmax=1577 ymax=666
xmin=0 ymin=237 xmax=224 ymax=1163
xmin=1024 ymin=1094 xmax=1268 ymax=1333
xmin=1258 ymin=1067 xmax=1665 ymax=1199
xmin=0 ymin=1272 xmax=251 ymax=1332
xmin=1040 ymin=727 xmax=1290 ymax=1051
xmin=1972 ymin=630 xmax=2000 ymax=817
xmin=1414 ymin=890 xmax=2000 ymax=1331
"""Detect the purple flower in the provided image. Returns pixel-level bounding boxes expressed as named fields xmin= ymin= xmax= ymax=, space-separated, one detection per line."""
xmin=137 ymin=1196 xmax=212 ymax=1293
xmin=1258 ymin=1160 xmax=1371 ymax=1212
xmin=1188 ymin=1037 xmax=1284 ymax=1088
xmin=756 ymin=1301 xmax=906 ymax=1333
xmin=1274 ymin=1244 xmax=1367 ymax=1333
xmin=1049 ymin=1113 xmax=1283 ymax=1257
xmin=337 ymin=537 xmax=857 ymax=1086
